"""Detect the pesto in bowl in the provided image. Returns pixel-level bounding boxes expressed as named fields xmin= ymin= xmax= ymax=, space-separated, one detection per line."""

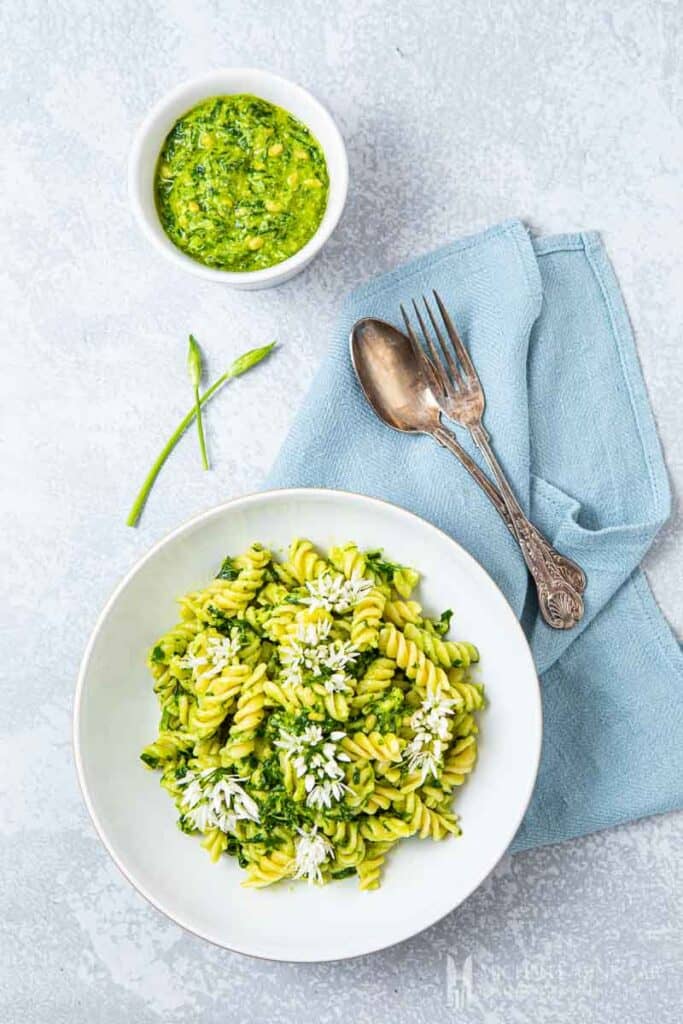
xmin=154 ymin=94 xmax=330 ymax=272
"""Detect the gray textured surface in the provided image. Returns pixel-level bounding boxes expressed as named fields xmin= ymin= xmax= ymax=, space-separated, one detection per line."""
xmin=1 ymin=1 xmax=682 ymax=1021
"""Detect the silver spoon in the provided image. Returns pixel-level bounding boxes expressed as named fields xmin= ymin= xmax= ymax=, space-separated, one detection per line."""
xmin=350 ymin=317 xmax=584 ymax=629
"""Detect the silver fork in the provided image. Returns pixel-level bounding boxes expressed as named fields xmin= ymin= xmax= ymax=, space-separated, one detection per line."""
xmin=402 ymin=291 xmax=586 ymax=630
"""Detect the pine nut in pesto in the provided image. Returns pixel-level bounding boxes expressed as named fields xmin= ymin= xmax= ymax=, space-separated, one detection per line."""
xmin=154 ymin=94 xmax=330 ymax=272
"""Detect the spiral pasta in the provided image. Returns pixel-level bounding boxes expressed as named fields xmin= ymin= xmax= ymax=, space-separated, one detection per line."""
xmin=141 ymin=538 xmax=485 ymax=889
xmin=352 ymin=657 xmax=396 ymax=710
xmin=351 ymin=587 xmax=386 ymax=650
xmin=403 ymin=622 xmax=479 ymax=669
xmin=378 ymin=623 xmax=451 ymax=694
xmin=340 ymin=731 xmax=403 ymax=762
xmin=383 ymin=599 xmax=423 ymax=629
xmin=395 ymin=792 xmax=461 ymax=839
xmin=357 ymin=841 xmax=395 ymax=890
xmin=287 ymin=538 xmax=329 ymax=583
xmin=329 ymin=542 xmax=366 ymax=580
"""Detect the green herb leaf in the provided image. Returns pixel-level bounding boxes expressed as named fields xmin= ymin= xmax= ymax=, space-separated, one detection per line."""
xmin=364 ymin=686 xmax=405 ymax=734
xmin=434 ymin=609 xmax=453 ymax=636
xmin=205 ymin=608 xmax=260 ymax=643
xmin=365 ymin=550 xmax=401 ymax=582
xmin=215 ymin=556 xmax=239 ymax=580
xmin=331 ymin=866 xmax=357 ymax=879
xmin=347 ymin=649 xmax=377 ymax=680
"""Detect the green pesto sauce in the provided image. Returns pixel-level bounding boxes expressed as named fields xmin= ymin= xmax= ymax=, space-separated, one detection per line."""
xmin=154 ymin=94 xmax=330 ymax=272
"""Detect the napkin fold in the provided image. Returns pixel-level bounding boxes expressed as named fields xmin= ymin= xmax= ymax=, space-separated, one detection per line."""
xmin=267 ymin=220 xmax=683 ymax=850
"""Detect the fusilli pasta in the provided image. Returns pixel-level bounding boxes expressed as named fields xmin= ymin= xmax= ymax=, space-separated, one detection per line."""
xmin=141 ymin=539 xmax=485 ymax=889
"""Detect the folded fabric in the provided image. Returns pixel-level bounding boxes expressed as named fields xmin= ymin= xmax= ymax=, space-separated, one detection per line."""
xmin=266 ymin=220 xmax=683 ymax=849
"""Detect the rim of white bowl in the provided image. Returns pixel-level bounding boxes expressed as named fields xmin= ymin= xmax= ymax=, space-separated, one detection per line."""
xmin=128 ymin=69 xmax=349 ymax=285
xmin=73 ymin=487 xmax=542 ymax=962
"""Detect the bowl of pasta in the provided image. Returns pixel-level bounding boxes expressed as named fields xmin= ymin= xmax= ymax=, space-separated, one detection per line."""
xmin=74 ymin=488 xmax=541 ymax=961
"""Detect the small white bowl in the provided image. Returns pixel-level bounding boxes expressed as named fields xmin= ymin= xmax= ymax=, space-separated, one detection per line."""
xmin=128 ymin=69 xmax=349 ymax=289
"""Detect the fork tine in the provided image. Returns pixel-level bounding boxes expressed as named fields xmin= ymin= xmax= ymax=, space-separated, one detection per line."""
xmin=400 ymin=302 xmax=426 ymax=363
xmin=422 ymin=294 xmax=464 ymax=391
xmin=411 ymin=299 xmax=456 ymax=399
xmin=400 ymin=303 xmax=445 ymax=397
xmin=433 ymin=290 xmax=479 ymax=384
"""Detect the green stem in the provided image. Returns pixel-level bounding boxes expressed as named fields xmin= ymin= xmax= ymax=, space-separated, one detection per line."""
xmin=194 ymin=384 xmax=209 ymax=470
xmin=126 ymin=371 xmax=232 ymax=528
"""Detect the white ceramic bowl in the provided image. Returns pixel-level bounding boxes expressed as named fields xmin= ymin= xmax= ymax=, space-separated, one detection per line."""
xmin=74 ymin=489 xmax=541 ymax=961
xmin=128 ymin=69 xmax=348 ymax=289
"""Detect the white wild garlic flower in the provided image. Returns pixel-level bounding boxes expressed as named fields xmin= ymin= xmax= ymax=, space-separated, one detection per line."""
xmin=302 ymin=573 xmax=374 ymax=614
xmin=294 ymin=619 xmax=332 ymax=646
xmin=178 ymin=769 xmax=259 ymax=834
xmin=293 ymin=826 xmax=334 ymax=884
xmin=280 ymin=631 xmax=358 ymax=690
xmin=274 ymin=726 xmax=351 ymax=809
xmin=180 ymin=630 xmax=242 ymax=679
xmin=404 ymin=691 xmax=457 ymax=781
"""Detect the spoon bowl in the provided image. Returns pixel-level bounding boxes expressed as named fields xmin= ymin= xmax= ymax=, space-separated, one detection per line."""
xmin=350 ymin=318 xmax=441 ymax=434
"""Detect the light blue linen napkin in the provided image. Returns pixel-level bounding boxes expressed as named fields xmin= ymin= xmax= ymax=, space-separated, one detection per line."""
xmin=266 ymin=220 xmax=683 ymax=850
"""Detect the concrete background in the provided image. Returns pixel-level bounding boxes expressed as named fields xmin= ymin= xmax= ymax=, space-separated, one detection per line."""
xmin=1 ymin=1 xmax=681 ymax=1021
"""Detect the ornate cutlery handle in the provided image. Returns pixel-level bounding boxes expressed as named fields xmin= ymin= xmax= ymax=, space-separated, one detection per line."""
xmin=467 ymin=425 xmax=583 ymax=629
xmin=436 ymin=423 xmax=585 ymax=630
xmin=432 ymin=426 xmax=586 ymax=595
xmin=528 ymin=535 xmax=586 ymax=594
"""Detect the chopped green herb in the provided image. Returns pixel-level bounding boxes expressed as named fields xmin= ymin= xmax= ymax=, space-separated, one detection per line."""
xmin=365 ymin=550 xmax=402 ymax=582
xmin=216 ymin=556 xmax=239 ymax=580
xmin=366 ymin=687 xmax=405 ymax=734
xmin=347 ymin=649 xmax=377 ymax=680
xmin=331 ymin=866 xmax=357 ymax=879
xmin=433 ymin=609 xmax=453 ymax=636
xmin=205 ymin=607 xmax=261 ymax=643
xmin=366 ymin=550 xmax=419 ymax=597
